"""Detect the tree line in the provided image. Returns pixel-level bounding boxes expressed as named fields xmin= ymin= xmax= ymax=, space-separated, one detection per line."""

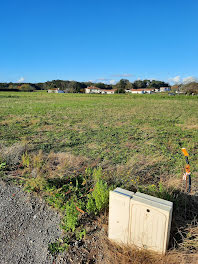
xmin=0 ymin=79 xmax=171 ymax=93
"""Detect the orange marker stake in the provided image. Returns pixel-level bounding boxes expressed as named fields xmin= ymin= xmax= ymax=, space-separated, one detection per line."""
xmin=181 ymin=148 xmax=191 ymax=193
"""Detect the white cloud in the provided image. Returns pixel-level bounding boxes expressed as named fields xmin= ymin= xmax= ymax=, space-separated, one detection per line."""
xmin=168 ymin=76 xmax=181 ymax=84
xmin=168 ymin=75 xmax=198 ymax=84
xmin=182 ymin=76 xmax=198 ymax=84
xmin=112 ymin=73 xmax=133 ymax=78
xmin=109 ymin=79 xmax=117 ymax=85
xmin=97 ymin=78 xmax=110 ymax=81
xmin=17 ymin=77 xmax=25 ymax=83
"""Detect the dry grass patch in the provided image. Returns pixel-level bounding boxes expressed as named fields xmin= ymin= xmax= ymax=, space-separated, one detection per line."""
xmin=96 ymin=216 xmax=198 ymax=264
xmin=115 ymin=154 xmax=168 ymax=185
xmin=179 ymin=225 xmax=198 ymax=253
xmin=0 ymin=142 xmax=27 ymax=167
xmin=162 ymin=176 xmax=183 ymax=190
xmin=37 ymin=125 xmax=55 ymax=132
xmin=101 ymin=238 xmax=198 ymax=264
xmin=36 ymin=151 xmax=89 ymax=179
xmin=87 ymin=143 xmax=100 ymax=150
xmin=29 ymin=118 xmax=40 ymax=125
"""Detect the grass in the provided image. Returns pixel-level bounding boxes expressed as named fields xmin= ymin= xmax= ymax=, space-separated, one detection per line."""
xmin=0 ymin=91 xmax=198 ymax=262
xmin=1 ymin=92 xmax=197 ymax=174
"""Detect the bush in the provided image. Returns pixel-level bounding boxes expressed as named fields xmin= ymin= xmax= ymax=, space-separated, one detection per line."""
xmin=87 ymin=168 xmax=109 ymax=215
xmin=62 ymin=200 xmax=79 ymax=232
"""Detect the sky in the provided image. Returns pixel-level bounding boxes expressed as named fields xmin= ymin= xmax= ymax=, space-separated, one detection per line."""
xmin=0 ymin=0 xmax=198 ymax=84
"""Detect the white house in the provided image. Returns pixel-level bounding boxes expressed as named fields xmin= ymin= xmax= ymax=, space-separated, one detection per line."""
xmin=85 ymin=86 xmax=101 ymax=94
xmin=126 ymin=88 xmax=154 ymax=94
xmin=101 ymin=89 xmax=116 ymax=94
xmin=129 ymin=89 xmax=145 ymax=94
xmin=160 ymin=87 xmax=171 ymax=92
xmin=48 ymin=88 xmax=64 ymax=93
xmin=85 ymin=86 xmax=116 ymax=94
xmin=144 ymin=88 xmax=154 ymax=94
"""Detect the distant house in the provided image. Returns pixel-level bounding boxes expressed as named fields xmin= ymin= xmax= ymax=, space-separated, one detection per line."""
xmin=48 ymin=88 xmax=64 ymax=93
xmin=154 ymin=88 xmax=160 ymax=92
xmin=101 ymin=89 xmax=116 ymax=94
xmin=85 ymin=86 xmax=116 ymax=94
xmin=129 ymin=89 xmax=146 ymax=94
xmin=85 ymin=86 xmax=101 ymax=94
xmin=159 ymin=87 xmax=171 ymax=92
xmin=126 ymin=88 xmax=154 ymax=94
xmin=143 ymin=88 xmax=154 ymax=94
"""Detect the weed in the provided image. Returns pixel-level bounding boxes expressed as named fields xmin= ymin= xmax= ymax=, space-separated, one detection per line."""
xmin=22 ymin=151 xmax=30 ymax=168
xmin=48 ymin=239 xmax=69 ymax=256
xmin=75 ymin=228 xmax=86 ymax=240
xmin=0 ymin=162 xmax=6 ymax=170
xmin=87 ymin=168 xmax=109 ymax=215
xmin=32 ymin=150 xmax=43 ymax=169
xmin=87 ymin=194 xmax=97 ymax=215
xmin=23 ymin=175 xmax=47 ymax=192
xmin=62 ymin=200 xmax=79 ymax=232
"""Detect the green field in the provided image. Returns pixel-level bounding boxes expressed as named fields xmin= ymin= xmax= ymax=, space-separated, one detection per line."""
xmin=1 ymin=92 xmax=197 ymax=179
xmin=0 ymin=92 xmax=198 ymax=257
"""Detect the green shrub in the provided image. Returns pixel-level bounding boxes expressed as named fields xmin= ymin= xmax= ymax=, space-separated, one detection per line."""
xmin=86 ymin=194 xmax=97 ymax=215
xmin=62 ymin=200 xmax=79 ymax=232
xmin=86 ymin=168 xmax=109 ymax=215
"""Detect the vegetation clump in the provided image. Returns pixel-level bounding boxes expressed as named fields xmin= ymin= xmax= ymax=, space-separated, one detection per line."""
xmin=62 ymin=200 xmax=79 ymax=232
xmin=87 ymin=169 xmax=109 ymax=215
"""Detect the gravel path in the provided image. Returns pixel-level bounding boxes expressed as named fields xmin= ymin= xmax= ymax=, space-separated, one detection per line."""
xmin=0 ymin=180 xmax=62 ymax=264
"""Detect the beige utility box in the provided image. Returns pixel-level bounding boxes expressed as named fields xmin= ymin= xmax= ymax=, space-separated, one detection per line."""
xmin=108 ymin=188 xmax=173 ymax=254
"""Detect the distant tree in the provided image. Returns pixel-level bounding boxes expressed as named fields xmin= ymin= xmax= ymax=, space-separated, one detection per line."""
xmin=68 ymin=81 xmax=81 ymax=93
xmin=0 ymin=79 xmax=171 ymax=93
xmin=133 ymin=80 xmax=147 ymax=89
xmin=19 ymin=84 xmax=35 ymax=91
xmin=180 ymin=82 xmax=198 ymax=94
xmin=95 ymin=83 xmax=106 ymax=89
xmin=83 ymin=81 xmax=94 ymax=87
xmin=115 ymin=79 xmax=130 ymax=93
xmin=147 ymin=80 xmax=169 ymax=89
xmin=8 ymin=84 xmax=18 ymax=90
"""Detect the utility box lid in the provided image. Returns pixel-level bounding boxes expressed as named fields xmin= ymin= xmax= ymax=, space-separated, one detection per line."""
xmin=108 ymin=188 xmax=173 ymax=254
xmin=114 ymin=187 xmax=134 ymax=197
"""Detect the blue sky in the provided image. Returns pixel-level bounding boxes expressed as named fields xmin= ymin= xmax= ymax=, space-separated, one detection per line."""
xmin=0 ymin=0 xmax=198 ymax=84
